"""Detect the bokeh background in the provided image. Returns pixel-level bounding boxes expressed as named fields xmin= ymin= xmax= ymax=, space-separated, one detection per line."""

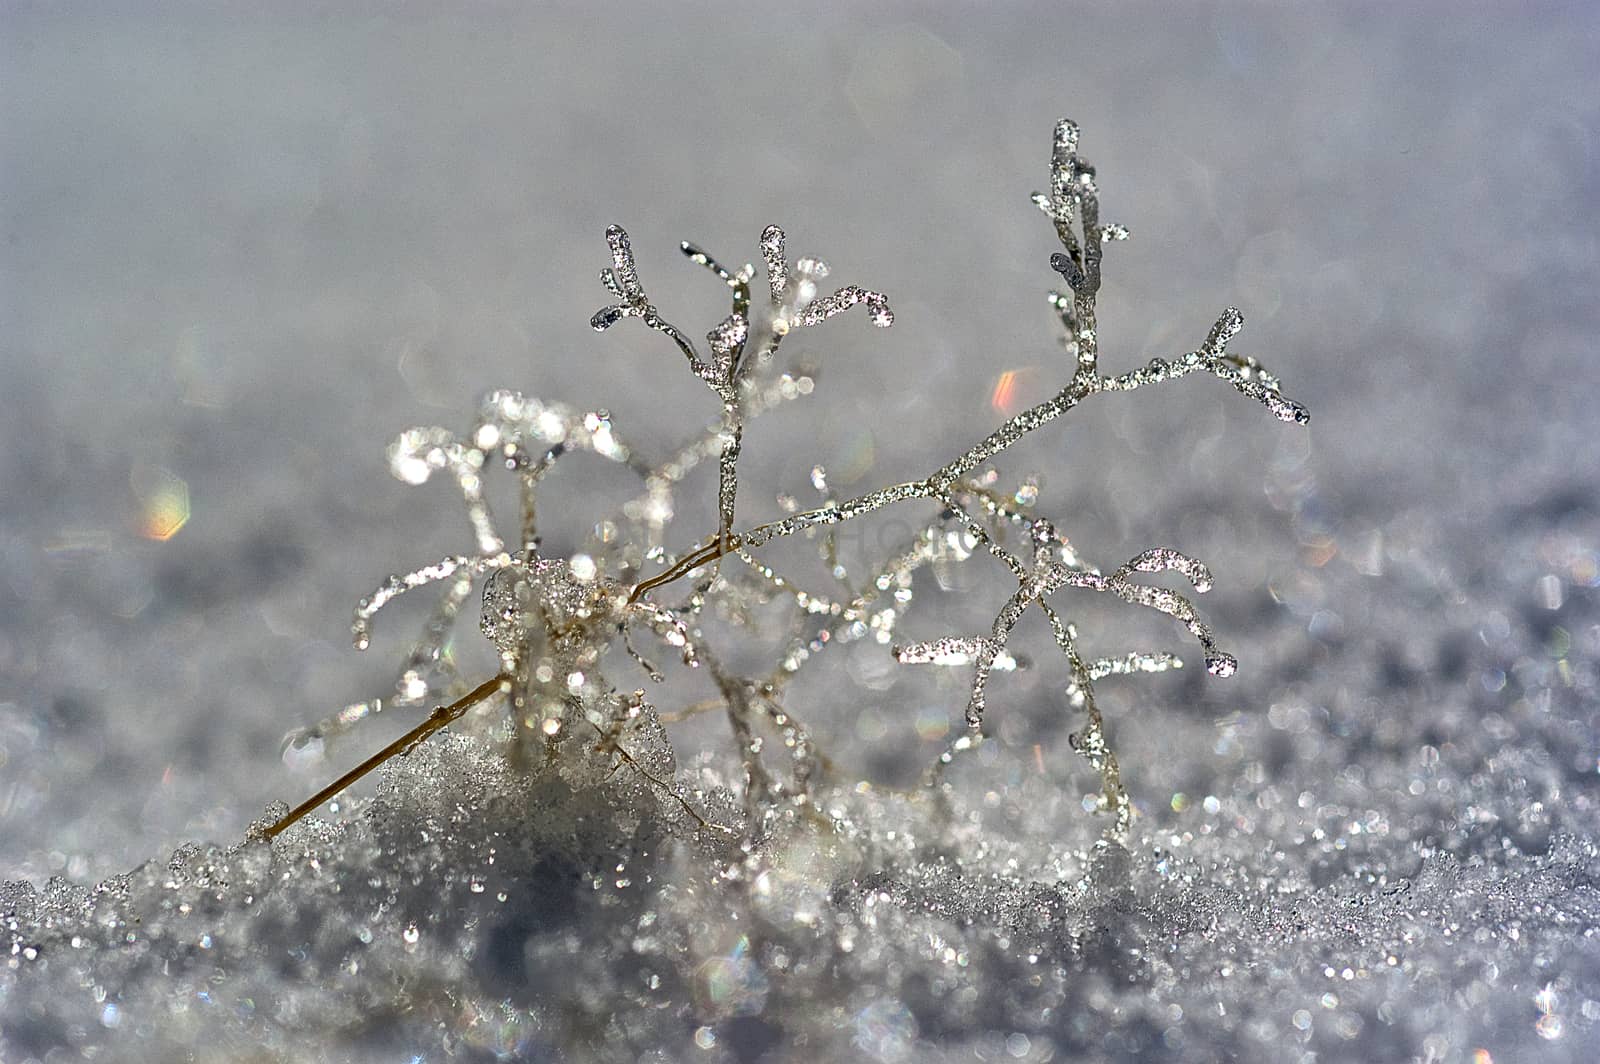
xmin=2 ymin=3 xmax=1597 ymax=1058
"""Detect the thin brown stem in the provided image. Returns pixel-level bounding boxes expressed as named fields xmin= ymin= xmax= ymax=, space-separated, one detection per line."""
xmin=264 ymin=673 xmax=508 ymax=840
xmin=628 ymin=535 xmax=739 ymax=603
xmin=589 ymin=720 xmax=733 ymax=835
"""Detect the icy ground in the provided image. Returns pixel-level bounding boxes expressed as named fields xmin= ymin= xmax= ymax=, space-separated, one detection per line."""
xmin=3 ymin=5 xmax=1599 ymax=1062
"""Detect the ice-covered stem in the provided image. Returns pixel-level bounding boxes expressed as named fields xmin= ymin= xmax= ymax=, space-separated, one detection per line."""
xmin=590 ymin=225 xmax=742 ymax=541
xmin=901 ymin=489 xmax=1129 ymax=830
xmin=350 ymin=393 xmax=653 ymax=652
xmin=279 ymin=116 xmax=1310 ymax=848
xmin=1086 ymin=651 xmax=1183 ymax=680
xmin=900 ymin=516 xmax=1232 ymax=695
xmin=1055 ymin=546 xmax=1239 ymax=678
xmin=1099 ymin=305 xmax=1309 ymax=424
xmin=352 ymin=553 xmax=515 ymax=652
xmin=653 ymin=304 xmax=1301 ymax=567
xmin=896 ymin=520 xmax=1070 ymax=728
xmin=591 ymin=225 xmax=716 ymax=386
xmin=385 ymin=427 xmax=503 ymax=555
xmin=896 ymin=497 xmax=1163 ymax=837
xmin=1038 ymin=608 xmax=1131 ymax=835
xmin=1033 ymin=118 xmax=1129 ymax=377
xmin=928 ymin=492 xmax=1128 ymax=822
xmin=680 ymin=240 xmax=753 ymax=318
xmin=593 ymin=224 xmax=892 ymax=547
xmin=282 ymin=569 xmax=474 ymax=754
xmin=755 ymin=224 xmax=895 ymax=343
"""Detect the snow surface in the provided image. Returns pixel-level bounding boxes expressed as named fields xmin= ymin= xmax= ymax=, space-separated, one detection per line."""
xmin=3 ymin=4 xmax=1599 ymax=1061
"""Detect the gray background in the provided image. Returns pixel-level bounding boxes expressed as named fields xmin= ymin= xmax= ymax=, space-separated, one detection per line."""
xmin=2 ymin=3 xmax=1597 ymax=1058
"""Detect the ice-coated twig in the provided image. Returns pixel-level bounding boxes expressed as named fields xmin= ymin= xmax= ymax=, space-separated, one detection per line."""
xmin=272 ymin=117 xmax=1310 ymax=848
xmin=1038 ymin=606 xmax=1131 ymax=835
xmin=618 ymin=367 xmax=818 ymax=551
xmin=1033 ymin=117 xmax=1128 ymax=376
xmin=282 ymin=568 xmax=475 ymax=756
xmin=1051 ymin=546 xmax=1238 ymax=678
xmin=1086 ymin=651 xmax=1183 ymax=681
xmin=1098 ymin=306 xmax=1310 ymax=425
xmin=387 ymin=427 xmax=503 ymax=555
xmin=894 ymin=519 xmax=1072 ymax=736
xmin=893 ymin=637 xmax=994 ymax=668
xmin=625 ymin=600 xmax=699 ymax=671
xmin=591 ymin=225 xmax=712 ymax=384
xmin=352 ymin=553 xmax=515 ymax=652
xmin=593 ymin=223 xmax=892 ymax=547
xmin=680 ymin=240 xmax=753 ymax=316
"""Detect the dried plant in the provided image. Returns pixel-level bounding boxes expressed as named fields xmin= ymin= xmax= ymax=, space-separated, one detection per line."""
xmin=267 ymin=118 xmax=1307 ymax=844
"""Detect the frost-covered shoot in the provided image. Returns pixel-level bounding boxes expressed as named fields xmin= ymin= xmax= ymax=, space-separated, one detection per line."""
xmin=268 ymin=118 xmax=1307 ymax=845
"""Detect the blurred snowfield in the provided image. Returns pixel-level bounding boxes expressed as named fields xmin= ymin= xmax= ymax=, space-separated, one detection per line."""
xmin=2 ymin=2 xmax=1598 ymax=1061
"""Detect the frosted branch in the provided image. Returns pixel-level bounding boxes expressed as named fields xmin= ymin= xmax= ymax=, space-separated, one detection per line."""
xmin=272 ymin=116 xmax=1310 ymax=847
